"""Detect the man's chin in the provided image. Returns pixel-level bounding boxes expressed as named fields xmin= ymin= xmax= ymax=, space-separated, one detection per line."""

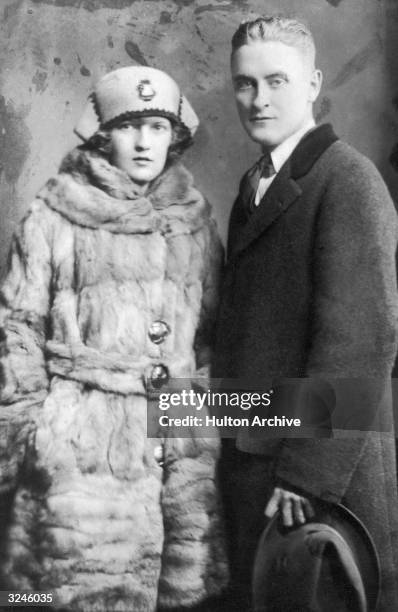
xmin=247 ymin=131 xmax=279 ymax=149
xmin=243 ymin=124 xmax=280 ymax=148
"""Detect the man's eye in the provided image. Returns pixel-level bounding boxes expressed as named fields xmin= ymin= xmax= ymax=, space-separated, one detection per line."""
xmin=235 ymin=79 xmax=254 ymax=91
xmin=119 ymin=123 xmax=133 ymax=130
xmin=153 ymin=123 xmax=167 ymax=131
xmin=269 ymin=78 xmax=284 ymax=88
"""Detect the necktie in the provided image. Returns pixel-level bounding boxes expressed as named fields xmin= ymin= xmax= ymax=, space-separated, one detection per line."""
xmin=248 ymin=153 xmax=275 ymax=189
xmin=246 ymin=153 xmax=276 ymax=211
xmin=259 ymin=152 xmax=276 ymax=178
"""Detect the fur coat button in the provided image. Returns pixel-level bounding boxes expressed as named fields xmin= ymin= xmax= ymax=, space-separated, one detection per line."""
xmin=148 ymin=320 xmax=171 ymax=344
xmin=150 ymin=364 xmax=169 ymax=388
xmin=153 ymin=444 xmax=164 ymax=465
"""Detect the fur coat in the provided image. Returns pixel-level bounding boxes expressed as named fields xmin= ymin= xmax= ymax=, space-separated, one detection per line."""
xmin=0 ymin=148 xmax=227 ymax=611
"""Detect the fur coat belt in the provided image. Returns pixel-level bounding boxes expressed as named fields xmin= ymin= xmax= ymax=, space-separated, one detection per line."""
xmin=46 ymin=340 xmax=194 ymax=394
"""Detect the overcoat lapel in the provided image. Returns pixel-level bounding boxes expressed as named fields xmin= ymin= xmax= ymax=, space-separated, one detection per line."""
xmin=229 ymin=123 xmax=339 ymax=261
xmin=229 ymin=162 xmax=302 ymax=260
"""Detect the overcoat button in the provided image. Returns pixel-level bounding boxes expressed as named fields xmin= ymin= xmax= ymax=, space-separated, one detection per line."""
xmin=148 ymin=320 xmax=171 ymax=344
xmin=151 ymin=364 xmax=169 ymax=388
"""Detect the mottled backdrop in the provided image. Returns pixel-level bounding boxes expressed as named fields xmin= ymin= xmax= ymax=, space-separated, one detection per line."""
xmin=1 ymin=0 xmax=398 ymax=276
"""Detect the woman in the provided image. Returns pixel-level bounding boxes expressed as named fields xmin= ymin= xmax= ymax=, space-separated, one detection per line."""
xmin=0 ymin=66 xmax=227 ymax=611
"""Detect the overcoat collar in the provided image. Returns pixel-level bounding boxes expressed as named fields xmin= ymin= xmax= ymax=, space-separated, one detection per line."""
xmin=229 ymin=124 xmax=338 ymax=261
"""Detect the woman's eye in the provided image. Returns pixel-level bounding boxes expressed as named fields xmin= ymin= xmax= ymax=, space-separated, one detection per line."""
xmin=119 ymin=123 xmax=132 ymax=130
xmin=153 ymin=123 xmax=167 ymax=131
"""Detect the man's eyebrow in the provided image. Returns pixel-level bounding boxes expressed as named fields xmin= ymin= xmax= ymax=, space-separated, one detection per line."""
xmin=266 ymin=71 xmax=289 ymax=80
xmin=232 ymin=71 xmax=289 ymax=82
xmin=232 ymin=73 xmax=255 ymax=81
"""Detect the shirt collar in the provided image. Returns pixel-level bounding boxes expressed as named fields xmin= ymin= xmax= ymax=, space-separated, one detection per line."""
xmin=266 ymin=119 xmax=316 ymax=173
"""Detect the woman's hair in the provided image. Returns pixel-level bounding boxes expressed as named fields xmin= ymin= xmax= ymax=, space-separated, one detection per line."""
xmin=82 ymin=116 xmax=193 ymax=165
xmin=231 ymin=15 xmax=316 ymax=68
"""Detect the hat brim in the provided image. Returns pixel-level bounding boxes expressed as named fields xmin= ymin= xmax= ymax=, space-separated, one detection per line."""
xmin=74 ymin=93 xmax=199 ymax=142
xmin=253 ymin=501 xmax=380 ymax=611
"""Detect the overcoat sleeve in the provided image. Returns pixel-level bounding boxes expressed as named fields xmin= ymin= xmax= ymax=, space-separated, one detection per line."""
xmin=274 ymin=152 xmax=398 ymax=502
xmin=0 ymin=201 xmax=53 ymax=405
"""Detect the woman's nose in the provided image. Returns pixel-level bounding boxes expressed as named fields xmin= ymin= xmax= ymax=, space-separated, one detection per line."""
xmin=135 ymin=128 xmax=150 ymax=150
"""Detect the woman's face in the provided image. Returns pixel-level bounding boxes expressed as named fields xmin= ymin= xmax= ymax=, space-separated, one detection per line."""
xmin=110 ymin=116 xmax=173 ymax=186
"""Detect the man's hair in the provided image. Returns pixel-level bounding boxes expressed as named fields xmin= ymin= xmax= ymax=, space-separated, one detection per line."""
xmin=231 ymin=16 xmax=316 ymax=68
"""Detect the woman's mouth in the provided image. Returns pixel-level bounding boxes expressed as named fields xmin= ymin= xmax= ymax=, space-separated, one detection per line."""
xmin=133 ymin=157 xmax=152 ymax=165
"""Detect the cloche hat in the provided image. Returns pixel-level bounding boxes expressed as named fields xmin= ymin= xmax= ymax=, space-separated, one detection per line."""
xmin=75 ymin=66 xmax=199 ymax=141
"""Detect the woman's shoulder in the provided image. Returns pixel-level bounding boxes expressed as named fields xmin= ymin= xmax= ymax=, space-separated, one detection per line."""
xmin=18 ymin=149 xmax=89 ymax=236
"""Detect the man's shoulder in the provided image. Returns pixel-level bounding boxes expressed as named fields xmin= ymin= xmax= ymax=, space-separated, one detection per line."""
xmin=291 ymin=124 xmax=380 ymax=181
xmin=326 ymin=141 xmax=392 ymax=199
xmin=310 ymin=140 xmax=397 ymax=234
xmin=320 ymin=139 xmax=379 ymax=174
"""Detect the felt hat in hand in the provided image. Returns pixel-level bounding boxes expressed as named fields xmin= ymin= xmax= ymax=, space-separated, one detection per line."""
xmin=252 ymin=503 xmax=380 ymax=612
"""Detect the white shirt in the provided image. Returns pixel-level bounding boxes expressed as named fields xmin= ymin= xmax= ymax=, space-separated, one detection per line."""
xmin=254 ymin=119 xmax=316 ymax=206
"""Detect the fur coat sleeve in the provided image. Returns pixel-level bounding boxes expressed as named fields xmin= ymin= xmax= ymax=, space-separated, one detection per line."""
xmin=0 ymin=202 xmax=54 ymax=404
xmin=194 ymin=216 xmax=224 ymax=376
xmin=0 ymin=202 xmax=54 ymax=503
xmin=274 ymin=148 xmax=398 ymax=501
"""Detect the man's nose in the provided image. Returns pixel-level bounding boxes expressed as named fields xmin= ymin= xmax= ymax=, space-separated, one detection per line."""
xmin=252 ymin=83 xmax=270 ymax=110
xmin=135 ymin=128 xmax=150 ymax=150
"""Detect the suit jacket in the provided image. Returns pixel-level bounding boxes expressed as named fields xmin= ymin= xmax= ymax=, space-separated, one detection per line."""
xmin=213 ymin=124 xmax=398 ymax=609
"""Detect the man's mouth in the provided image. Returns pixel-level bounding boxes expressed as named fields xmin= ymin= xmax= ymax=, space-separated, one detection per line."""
xmin=250 ymin=116 xmax=275 ymax=122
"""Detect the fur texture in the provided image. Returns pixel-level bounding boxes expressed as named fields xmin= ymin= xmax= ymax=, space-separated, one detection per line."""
xmin=0 ymin=148 xmax=227 ymax=611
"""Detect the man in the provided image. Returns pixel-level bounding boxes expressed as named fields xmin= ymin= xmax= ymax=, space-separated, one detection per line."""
xmin=213 ymin=16 xmax=398 ymax=611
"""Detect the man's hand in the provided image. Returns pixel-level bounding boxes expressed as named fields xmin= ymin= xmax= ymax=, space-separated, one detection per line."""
xmin=265 ymin=486 xmax=315 ymax=527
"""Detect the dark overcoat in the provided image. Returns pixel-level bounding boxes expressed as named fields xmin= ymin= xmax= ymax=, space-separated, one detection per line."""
xmin=214 ymin=124 xmax=398 ymax=610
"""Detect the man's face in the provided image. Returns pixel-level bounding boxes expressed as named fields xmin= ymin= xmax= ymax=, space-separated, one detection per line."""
xmin=110 ymin=116 xmax=173 ymax=186
xmin=231 ymin=40 xmax=322 ymax=150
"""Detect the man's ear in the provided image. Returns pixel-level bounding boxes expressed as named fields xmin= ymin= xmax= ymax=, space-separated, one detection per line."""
xmin=309 ymin=69 xmax=323 ymax=103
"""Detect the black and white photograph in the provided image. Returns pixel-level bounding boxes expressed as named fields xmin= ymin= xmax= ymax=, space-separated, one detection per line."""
xmin=0 ymin=1 xmax=398 ymax=611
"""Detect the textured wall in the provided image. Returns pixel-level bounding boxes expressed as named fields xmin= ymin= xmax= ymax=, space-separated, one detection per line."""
xmin=1 ymin=0 xmax=398 ymax=277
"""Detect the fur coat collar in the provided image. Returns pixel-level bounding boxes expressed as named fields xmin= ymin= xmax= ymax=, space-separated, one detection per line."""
xmin=37 ymin=147 xmax=210 ymax=235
